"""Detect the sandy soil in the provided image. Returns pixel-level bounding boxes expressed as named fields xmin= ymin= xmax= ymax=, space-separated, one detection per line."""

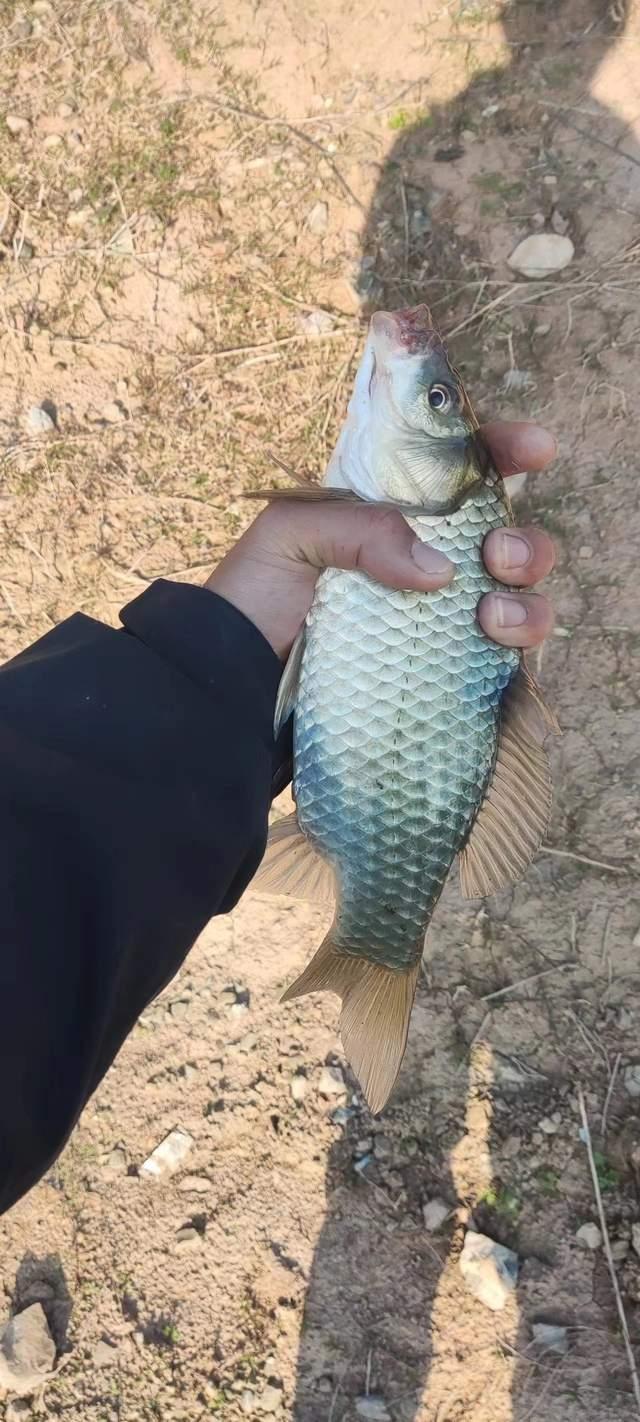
xmin=1 ymin=1 xmax=640 ymax=1419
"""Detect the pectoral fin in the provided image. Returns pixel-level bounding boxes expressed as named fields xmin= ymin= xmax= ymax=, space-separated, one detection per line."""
xmin=459 ymin=663 xmax=560 ymax=898
xmin=274 ymin=627 xmax=305 ymax=739
xmin=252 ymin=812 xmax=335 ymax=905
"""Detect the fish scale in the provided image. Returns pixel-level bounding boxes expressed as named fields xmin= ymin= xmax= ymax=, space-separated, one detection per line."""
xmin=293 ymin=476 xmax=519 ymax=972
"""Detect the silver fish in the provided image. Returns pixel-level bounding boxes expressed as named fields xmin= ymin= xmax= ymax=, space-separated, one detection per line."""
xmin=253 ymin=305 xmax=558 ymax=1112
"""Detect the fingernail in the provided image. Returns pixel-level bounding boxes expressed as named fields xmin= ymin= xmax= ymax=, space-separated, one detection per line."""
xmin=495 ymin=595 xmax=528 ymax=628
xmin=501 ymin=533 xmax=532 ymax=569
xmin=411 ymin=539 xmax=453 ymax=578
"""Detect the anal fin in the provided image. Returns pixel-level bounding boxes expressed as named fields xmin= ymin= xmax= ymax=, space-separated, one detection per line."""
xmin=459 ymin=661 xmax=560 ymax=898
xmin=282 ymin=935 xmax=420 ymax=1114
xmin=252 ymin=812 xmax=335 ymax=905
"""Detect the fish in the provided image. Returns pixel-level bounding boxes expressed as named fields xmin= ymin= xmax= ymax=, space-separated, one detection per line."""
xmin=251 ymin=304 xmax=558 ymax=1113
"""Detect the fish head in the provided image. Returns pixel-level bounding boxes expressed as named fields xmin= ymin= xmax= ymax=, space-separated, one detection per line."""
xmin=327 ymin=304 xmax=490 ymax=508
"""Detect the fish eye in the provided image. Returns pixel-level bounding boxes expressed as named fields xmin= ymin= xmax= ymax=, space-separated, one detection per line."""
xmin=428 ymin=383 xmax=456 ymax=413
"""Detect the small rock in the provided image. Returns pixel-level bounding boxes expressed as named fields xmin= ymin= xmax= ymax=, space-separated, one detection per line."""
xmin=330 ymin=1105 xmax=354 ymax=1124
xmin=43 ymin=133 xmax=63 ymax=150
xmin=624 ymin=1065 xmax=640 ymax=1098
xmin=611 ymin=1239 xmax=629 ymax=1263
xmin=177 ymin=1175 xmax=212 ymax=1194
xmin=539 ymin=1117 xmax=559 ymax=1135
xmin=459 ymin=1230 xmax=518 ymax=1311
xmin=422 ymin=1197 xmax=450 ymax=1232
xmin=0 ymin=1304 xmax=56 ymax=1396
xmin=15 ymin=239 xmax=34 ymax=263
xmin=105 ymin=1146 xmax=127 ymax=1173
xmin=578 ymin=544 xmax=593 ymax=560
xmin=234 ymin=1032 xmax=257 ymax=1054
xmin=259 ymin=1383 xmax=283 ymax=1413
xmin=534 ymin=323 xmax=551 ymax=336
xmin=139 ymin=1127 xmax=193 ymax=1180
xmin=632 ymin=1223 xmax=640 ymax=1258
xmin=175 ymin=1227 xmax=202 ymax=1252
xmin=229 ymin=1001 xmax=249 ymax=1021
xmin=67 ymin=205 xmax=92 ymax=230
xmin=58 ymin=101 xmax=75 ymax=119
xmin=461 ymin=128 xmax=476 ymax=142
xmin=102 ymin=400 xmax=126 ymax=424
xmin=32 ymin=0 xmax=52 ymax=12
xmin=355 ymin=1398 xmax=391 ymax=1422
xmin=92 ymin=1339 xmax=118 ymax=1367
xmin=318 ymin=1065 xmax=346 ymax=1098
xmin=290 ymin=1072 xmax=309 ymax=1103
xmin=5 ymin=115 xmax=31 ymax=136
xmin=543 ymin=174 xmax=558 ymax=186
xmin=354 ymin=1137 xmax=374 ymax=1159
xmin=532 ymin=1322 xmax=569 ymax=1355
xmin=576 ymin=1223 xmax=602 ymax=1251
xmin=531 ymin=211 xmax=545 ymax=228
xmin=26 ymin=405 xmax=55 ymax=435
xmin=307 ymin=200 xmax=328 ymax=236
xmin=508 ymin=233 xmax=574 ymax=280
xmin=240 ymin=1390 xmax=256 ymax=1415
xmin=298 ymin=308 xmax=335 ymax=338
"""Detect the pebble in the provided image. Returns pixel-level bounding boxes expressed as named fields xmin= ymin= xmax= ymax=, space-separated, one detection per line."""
xmin=534 ymin=323 xmax=551 ymax=336
xmin=175 ymin=1227 xmax=202 ymax=1252
xmin=298 ymin=308 xmax=335 ymax=338
xmin=543 ymin=174 xmax=558 ymax=186
xmin=240 ymin=1390 xmax=256 ymax=1415
xmin=624 ymin=1065 xmax=640 ymax=1097
xmin=531 ymin=211 xmax=545 ymax=228
xmin=459 ymin=1230 xmax=518 ymax=1311
xmin=354 ymin=1398 xmax=391 ymax=1421
xmin=67 ymin=206 xmax=93 ymax=230
xmin=43 ymin=133 xmax=63 ymax=150
xmin=576 ymin=1223 xmax=602 ymax=1251
xmin=58 ymin=101 xmax=75 ymax=119
xmin=177 ymin=1175 xmax=212 ymax=1194
xmin=102 ymin=400 xmax=126 ymax=424
xmin=259 ymin=1383 xmax=283 ymax=1413
xmin=15 ymin=239 xmax=34 ymax=262
xmin=532 ymin=1322 xmax=568 ymax=1355
xmin=422 ymin=1197 xmax=450 ymax=1232
xmin=26 ymin=405 xmax=55 ymax=435
xmin=5 ymin=115 xmax=31 ymax=136
xmin=508 ymin=233 xmax=574 ymax=280
xmin=354 ymin=1137 xmax=374 ymax=1158
xmin=307 ymin=200 xmax=328 ymax=236
xmin=105 ymin=1146 xmax=127 ymax=1173
xmin=92 ymin=1339 xmax=118 ymax=1367
xmin=33 ymin=0 xmax=53 ymax=12
xmin=290 ymin=1072 xmax=309 ymax=1103
xmin=318 ymin=1065 xmax=346 ymax=1098
xmin=632 ymin=1223 xmax=640 ymax=1258
xmin=229 ymin=1002 xmax=249 ymax=1021
xmin=0 ymin=1304 xmax=56 ymax=1395
xmin=611 ymin=1239 xmax=629 ymax=1263
xmin=578 ymin=544 xmax=593 ymax=560
xmin=139 ymin=1127 xmax=193 ymax=1180
xmin=539 ymin=1116 xmax=559 ymax=1135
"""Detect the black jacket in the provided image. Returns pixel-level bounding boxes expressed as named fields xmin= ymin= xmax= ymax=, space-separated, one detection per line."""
xmin=0 ymin=580 xmax=290 ymax=1215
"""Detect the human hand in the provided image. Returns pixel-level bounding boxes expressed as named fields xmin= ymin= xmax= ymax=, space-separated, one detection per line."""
xmin=206 ymin=421 xmax=556 ymax=661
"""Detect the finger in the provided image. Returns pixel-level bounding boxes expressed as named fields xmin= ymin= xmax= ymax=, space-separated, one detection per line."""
xmin=483 ymin=525 xmax=556 ymax=588
xmin=261 ymin=502 xmax=455 ymax=591
xmin=481 ymin=421 xmax=557 ymax=477
xmin=478 ymin=591 xmax=554 ymax=648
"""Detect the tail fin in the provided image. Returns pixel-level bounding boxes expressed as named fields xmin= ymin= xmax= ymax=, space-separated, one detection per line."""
xmin=282 ymin=935 xmax=420 ymax=1114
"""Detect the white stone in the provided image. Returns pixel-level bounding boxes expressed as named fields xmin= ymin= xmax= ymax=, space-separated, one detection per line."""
xmin=26 ymin=405 xmax=55 ymax=435
xmin=539 ymin=1117 xmax=559 ymax=1135
xmin=0 ymin=1305 xmax=56 ymax=1396
xmin=43 ymin=133 xmax=63 ymax=149
xmin=422 ymin=1197 xmax=450 ymax=1232
xmin=576 ymin=1222 xmax=602 ymax=1251
xmin=290 ymin=1073 xmax=309 ymax=1103
xmin=355 ymin=1398 xmax=390 ymax=1421
xmin=298 ymin=308 xmax=335 ymax=338
xmin=139 ymin=1127 xmax=193 ymax=1180
xmin=624 ymin=1065 xmax=640 ymax=1097
xmin=259 ymin=1383 xmax=283 ymax=1412
xmin=459 ymin=1230 xmax=518 ymax=1311
xmin=318 ymin=1065 xmax=346 ymax=1097
xmin=5 ymin=115 xmax=31 ymax=136
xmin=67 ymin=206 xmax=93 ymax=230
xmin=177 ymin=1175 xmax=212 ymax=1193
xmin=532 ymin=1322 xmax=568 ymax=1355
xmin=508 ymin=233 xmax=574 ymax=280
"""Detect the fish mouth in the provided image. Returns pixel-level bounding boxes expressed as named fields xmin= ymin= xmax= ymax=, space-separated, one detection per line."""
xmin=370 ymin=304 xmax=446 ymax=359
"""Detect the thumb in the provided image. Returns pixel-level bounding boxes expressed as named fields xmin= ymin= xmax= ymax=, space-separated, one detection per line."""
xmin=261 ymin=500 xmax=454 ymax=590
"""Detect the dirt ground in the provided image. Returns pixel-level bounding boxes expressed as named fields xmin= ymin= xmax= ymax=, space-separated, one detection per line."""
xmin=2 ymin=0 xmax=640 ymax=1418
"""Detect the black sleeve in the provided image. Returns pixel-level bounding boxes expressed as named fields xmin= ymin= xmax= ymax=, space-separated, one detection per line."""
xmin=0 ymin=579 xmax=289 ymax=1215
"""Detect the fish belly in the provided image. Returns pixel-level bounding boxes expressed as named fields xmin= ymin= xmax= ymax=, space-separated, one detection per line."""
xmin=293 ymin=490 xmax=519 ymax=971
